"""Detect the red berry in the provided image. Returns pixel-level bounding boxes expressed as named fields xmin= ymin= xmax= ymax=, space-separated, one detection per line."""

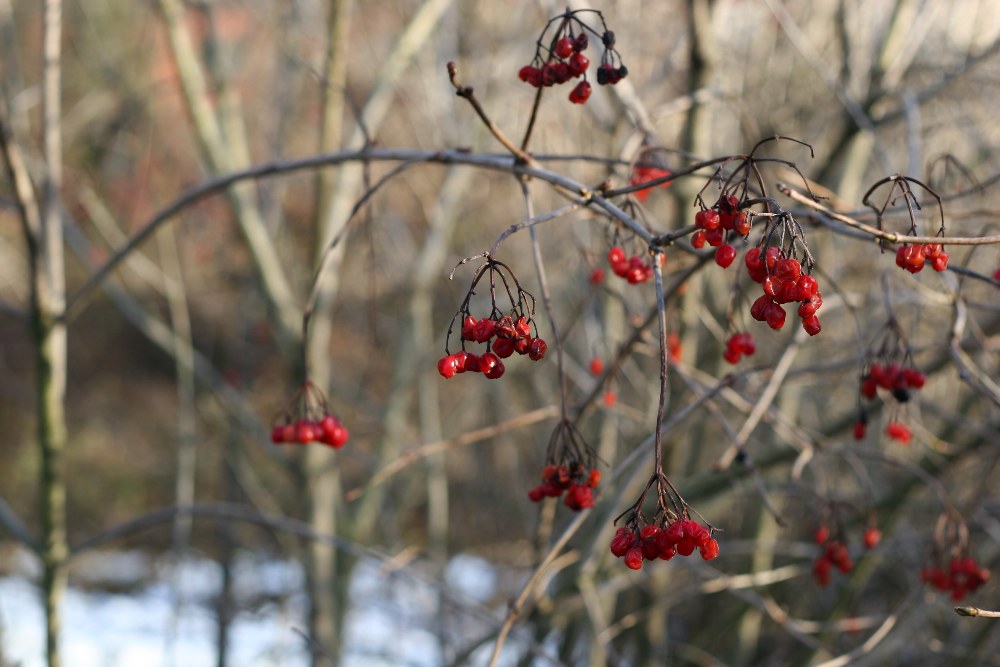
xmin=528 ymin=338 xmax=548 ymax=361
xmin=608 ymin=246 xmax=626 ymax=266
xmin=493 ymin=337 xmax=515 ymax=359
xmin=514 ymin=316 xmax=532 ymax=339
xmin=796 ymin=275 xmax=818 ymax=299
xmin=589 ymin=357 xmax=604 ymax=376
xmin=295 ymin=420 xmax=317 ymax=444
xmin=554 ymin=36 xmax=574 ymax=58
xmin=603 ymin=390 xmax=617 ymax=407
xmin=691 ymin=230 xmax=707 ymax=249
xmin=750 ymin=295 xmax=771 ymax=322
xmin=802 ymin=315 xmax=821 ymax=336
xmin=814 ymin=524 xmax=829 ymax=545
xmin=695 ymin=209 xmax=720 ymax=231
xmin=472 ymin=318 xmax=496 ymax=343
xmin=863 ymin=527 xmax=881 ymax=549
xmin=568 ymin=51 xmax=589 ymax=77
xmin=776 ymin=258 xmax=802 ymax=282
xmin=813 ymin=556 xmax=832 ymax=586
xmin=734 ymin=212 xmax=751 ymax=236
xmin=270 ymin=425 xmax=287 ymax=443
xmin=705 ymin=227 xmax=724 ymax=247
xmin=437 ymin=354 xmax=459 ymax=379
xmin=568 ymin=81 xmax=591 ymax=105
xmin=853 ymin=420 xmax=867 ymax=440
xmin=479 ymin=352 xmax=501 ymax=377
xmin=765 ymin=302 xmax=787 ymax=330
xmin=886 ymin=421 xmax=912 ymax=444
xmin=931 ymin=252 xmax=949 ymax=271
xmin=574 ymin=32 xmax=589 ymax=52
xmin=484 ymin=357 xmax=505 ymax=379
xmin=610 ymin=529 xmax=633 ymax=557
xmin=461 ymin=315 xmax=477 ymax=340
xmin=700 ymin=538 xmax=720 ymax=561
xmin=590 ymin=267 xmax=605 ymax=284
xmin=624 ymin=547 xmax=644 ymax=570
xmin=715 ymin=244 xmax=737 ymax=268
xmin=528 ymin=485 xmax=546 ymax=503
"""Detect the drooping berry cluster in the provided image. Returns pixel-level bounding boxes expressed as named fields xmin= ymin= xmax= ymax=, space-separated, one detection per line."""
xmin=439 ymin=258 xmax=545 ymax=381
xmin=746 ymin=245 xmax=823 ymax=335
xmin=811 ymin=520 xmax=880 ymax=586
xmin=270 ymin=381 xmax=349 ymax=449
xmin=921 ymin=513 xmax=990 ymax=601
xmin=895 ymin=242 xmax=949 ymax=273
xmin=607 ymin=245 xmax=654 ymax=284
xmin=853 ymin=320 xmax=925 ymax=442
xmin=611 ymin=517 xmax=719 ymax=570
xmin=922 ymin=557 xmax=990 ymax=601
xmin=722 ymin=332 xmax=756 ymax=365
xmin=528 ymin=419 xmax=600 ymax=511
xmin=517 ymin=9 xmax=626 ymax=105
xmin=862 ymin=174 xmax=950 ymax=275
xmin=610 ymin=473 xmax=718 ymax=570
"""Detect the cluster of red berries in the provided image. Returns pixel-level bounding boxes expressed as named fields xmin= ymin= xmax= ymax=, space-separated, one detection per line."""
xmin=745 ymin=248 xmax=823 ymax=335
xmin=860 ymin=362 xmax=926 ymax=403
xmin=271 ymin=414 xmax=349 ymax=448
xmin=630 ymin=165 xmax=672 ymax=202
xmin=690 ymin=195 xmax=751 ymax=268
xmin=518 ymin=32 xmax=592 ymax=104
xmin=895 ymin=242 xmax=949 ymax=274
xmin=722 ymin=332 xmax=756 ymax=365
xmin=922 ymin=557 xmax=990 ymax=601
xmin=527 ymin=464 xmax=600 ymax=511
xmin=811 ymin=522 xmax=880 ymax=586
xmin=270 ymin=381 xmax=349 ymax=449
xmin=438 ymin=314 xmax=546 ymax=380
xmin=611 ymin=518 xmax=719 ymax=570
xmin=607 ymin=246 xmax=658 ymax=284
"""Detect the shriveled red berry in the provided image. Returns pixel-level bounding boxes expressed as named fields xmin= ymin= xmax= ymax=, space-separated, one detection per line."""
xmin=493 ymin=337 xmax=515 ymax=358
xmin=568 ymin=51 xmax=589 ymax=77
xmin=700 ymin=538 xmax=720 ymax=561
xmin=461 ymin=315 xmax=477 ymax=340
xmin=610 ymin=528 xmax=633 ymax=557
xmin=472 ymin=318 xmax=496 ymax=343
xmin=528 ymin=338 xmax=548 ymax=361
xmin=802 ymin=315 xmax=821 ymax=336
xmin=568 ymin=80 xmax=591 ymax=104
xmin=765 ymin=302 xmax=787 ymax=330
xmin=691 ymin=230 xmax=707 ymax=249
xmin=624 ymin=547 xmax=644 ymax=570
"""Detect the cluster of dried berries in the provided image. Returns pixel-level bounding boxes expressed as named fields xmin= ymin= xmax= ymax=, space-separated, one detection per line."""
xmin=922 ymin=557 xmax=990 ymax=601
xmin=270 ymin=381 xmax=349 ymax=449
xmin=607 ymin=245 xmax=655 ymax=284
xmin=611 ymin=518 xmax=719 ymax=570
xmin=746 ymin=247 xmax=823 ymax=335
xmin=528 ymin=419 xmax=600 ymax=512
xmin=722 ymin=332 xmax=756 ymax=365
xmin=439 ymin=258 xmax=545 ymax=381
xmin=517 ymin=9 xmax=626 ymax=104
xmin=896 ymin=242 xmax=949 ymax=273
xmin=860 ymin=362 xmax=926 ymax=402
xmin=690 ymin=195 xmax=751 ymax=266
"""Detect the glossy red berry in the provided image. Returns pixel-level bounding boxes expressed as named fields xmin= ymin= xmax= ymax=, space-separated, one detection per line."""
xmin=695 ymin=209 xmax=720 ymax=231
xmin=691 ymin=230 xmax=707 ymax=249
xmin=568 ymin=52 xmax=589 ymax=77
xmin=437 ymin=354 xmax=459 ymax=379
xmin=715 ymin=244 xmax=737 ymax=268
xmin=554 ymin=36 xmax=574 ymax=58
xmin=528 ymin=338 xmax=548 ymax=361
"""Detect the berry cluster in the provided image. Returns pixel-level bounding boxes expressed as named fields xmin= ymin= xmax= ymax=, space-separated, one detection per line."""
xmin=860 ymin=362 xmax=926 ymax=402
xmin=746 ymin=247 xmax=823 ymax=335
xmin=722 ymin=332 xmax=756 ymax=365
xmin=630 ymin=163 xmax=672 ymax=202
xmin=607 ymin=245 xmax=654 ymax=284
xmin=610 ymin=517 xmax=719 ymax=570
xmin=270 ymin=381 xmax=349 ymax=449
xmin=439 ymin=258 xmax=544 ymax=381
xmin=528 ymin=419 xmax=600 ymax=512
xmin=527 ymin=463 xmax=600 ymax=510
xmin=517 ymin=10 xmax=626 ymax=105
xmin=811 ymin=521 xmax=880 ymax=586
xmin=853 ymin=322 xmax=925 ymax=442
xmin=895 ymin=242 xmax=949 ymax=273
xmin=922 ymin=557 xmax=990 ymax=601
xmin=690 ymin=195 xmax=750 ymax=267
